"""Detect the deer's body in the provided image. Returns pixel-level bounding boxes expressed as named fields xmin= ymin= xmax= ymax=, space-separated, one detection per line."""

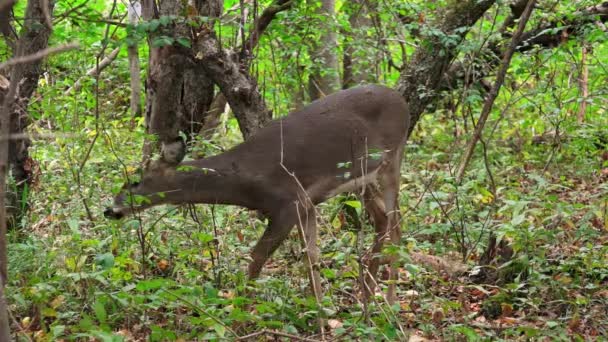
xmin=106 ymin=84 xmax=410 ymax=302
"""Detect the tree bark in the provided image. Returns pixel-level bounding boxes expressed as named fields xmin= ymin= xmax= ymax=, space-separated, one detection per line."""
xmin=0 ymin=71 xmax=12 ymax=341
xmin=308 ymin=0 xmax=340 ymax=99
xmin=4 ymin=0 xmax=54 ymax=230
xmin=193 ymin=31 xmax=271 ymax=139
xmin=142 ymin=0 xmax=220 ymax=164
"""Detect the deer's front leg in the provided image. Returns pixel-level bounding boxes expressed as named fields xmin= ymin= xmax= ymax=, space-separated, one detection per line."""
xmin=248 ymin=207 xmax=298 ymax=279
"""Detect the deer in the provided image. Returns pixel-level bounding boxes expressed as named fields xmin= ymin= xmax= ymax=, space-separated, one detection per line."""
xmin=105 ymin=84 xmax=410 ymax=303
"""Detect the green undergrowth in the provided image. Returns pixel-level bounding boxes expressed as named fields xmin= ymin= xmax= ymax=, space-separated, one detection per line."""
xmin=7 ymin=108 xmax=607 ymax=340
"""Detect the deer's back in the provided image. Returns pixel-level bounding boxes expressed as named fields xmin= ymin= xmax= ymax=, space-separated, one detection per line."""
xmin=195 ymin=85 xmax=409 ymax=203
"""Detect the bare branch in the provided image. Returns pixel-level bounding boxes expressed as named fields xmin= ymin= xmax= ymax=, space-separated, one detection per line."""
xmin=64 ymin=46 xmax=120 ymax=95
xmin=455 ymin=0 xmax=537 ymax=183
xmin=240 ymin=0 xmax=293 ymax=60
xmin=193 ymin=31 xmax=271 ymax=139
xmin=0 ymin=42 xmax=79 ymax=72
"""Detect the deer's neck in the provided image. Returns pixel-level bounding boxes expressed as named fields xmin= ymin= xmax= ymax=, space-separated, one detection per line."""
xmin=164 ymin=156 xmax=262 ymax=210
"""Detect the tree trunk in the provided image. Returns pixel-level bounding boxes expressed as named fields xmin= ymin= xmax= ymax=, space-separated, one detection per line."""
xmin=308 ymin=0 xmax=340 ymax=99
xmin=142 ymin=0 xmax=221 ymax=164
xmin=127 ymin=1 xmax=143 ymax=126
xmin=0 ymin=73 xmax=12 ymax=340
xmin=5 ymin=0 xmax=54 ymax=230
xmin=342 ymin=0 xmax=375 ymax=89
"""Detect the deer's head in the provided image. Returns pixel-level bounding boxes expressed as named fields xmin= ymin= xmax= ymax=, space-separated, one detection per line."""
xmin=104 ymin=160 xmax=178 ymax=219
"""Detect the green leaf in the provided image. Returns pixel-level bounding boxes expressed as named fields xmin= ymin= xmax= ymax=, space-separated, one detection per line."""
xmin=344 ymin=200 xmax=361 ymax=210
xmin=136 ymin=278 xmax=170 ymax=291
xmin=93 ymin=299 xmax=107 ymax=323
xmin=95 ymin=253 xmax=115 ymax=269
xmin=176 ymin=37 xmax=191 ymax=48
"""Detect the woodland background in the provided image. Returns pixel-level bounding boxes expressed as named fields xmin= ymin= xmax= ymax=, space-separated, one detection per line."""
xmin=0 ymin=0 xmax=607 ymax=340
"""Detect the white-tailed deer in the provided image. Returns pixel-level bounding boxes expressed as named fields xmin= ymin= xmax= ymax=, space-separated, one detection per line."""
xmin=105 ymin=84 xmax=410 ymax=303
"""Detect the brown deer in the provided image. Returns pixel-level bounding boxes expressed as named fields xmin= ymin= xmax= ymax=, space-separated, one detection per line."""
xmin=105 ymin=84 xmax=410 ymax=303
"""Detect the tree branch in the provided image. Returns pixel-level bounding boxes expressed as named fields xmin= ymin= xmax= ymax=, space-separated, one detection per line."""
xmin=516 ymin=1 xmax=608 ymax=52
xmin=397 ymin=0 xmax=497 ymax=134
xmin=455 ymin=0 xmax=536 ymax=183
xmin=193 ymin=29 xmax=271 ymax=139
xmin=240 ymin=0 xmax=293 ymax=61
xmin=441 ymin=1 xmax=608 ymax=93
xmin=201 ymin=0 xmax=294 ymax=138
xmin=0 ymin=42 xmax=79 ymax=72
xmin=64 ymin=46 xmax=120 ymax=95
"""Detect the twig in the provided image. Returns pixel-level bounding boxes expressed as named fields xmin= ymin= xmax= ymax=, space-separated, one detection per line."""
xmin=0 ymin=42 xmax=79 ymax=71
xmin=64 ymin=46 xmax=121 ymax=95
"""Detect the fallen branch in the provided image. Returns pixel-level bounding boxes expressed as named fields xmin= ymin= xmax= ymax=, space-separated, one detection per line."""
xmin=64 ymin=46 xmax=121 ymax=95
xmin=0 ymin=42 xmax=79 ymax=71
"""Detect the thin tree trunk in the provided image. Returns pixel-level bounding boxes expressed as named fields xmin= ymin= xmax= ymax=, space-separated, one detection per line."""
xmin=0 ymin=60 xmax=14 ymax=342
xmin=142 ymin=0 xmax=220 ymax=163
xmin=127 ymin=1 xmax=142 ymax=127
xmin=577 ymin=45 xmax=588 ymax=124
xmin=308 ymin=0 xmax=340 ymax=99
xmin=4 ymin=0 xmax=54 ymax=230
xmin=455 ymin=0 xmax=536 ymax=183
xmin=342 ymin=0 xmax=373 ymax=89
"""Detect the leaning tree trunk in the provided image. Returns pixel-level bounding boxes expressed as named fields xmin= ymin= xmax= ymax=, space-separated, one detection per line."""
xmin=4 ymin=0 xmax=54 ymax=230
xmin=308 ymin=0 xmax=340 ymax=100
xmin=397 ymin=0 xmax=496 ymax=135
